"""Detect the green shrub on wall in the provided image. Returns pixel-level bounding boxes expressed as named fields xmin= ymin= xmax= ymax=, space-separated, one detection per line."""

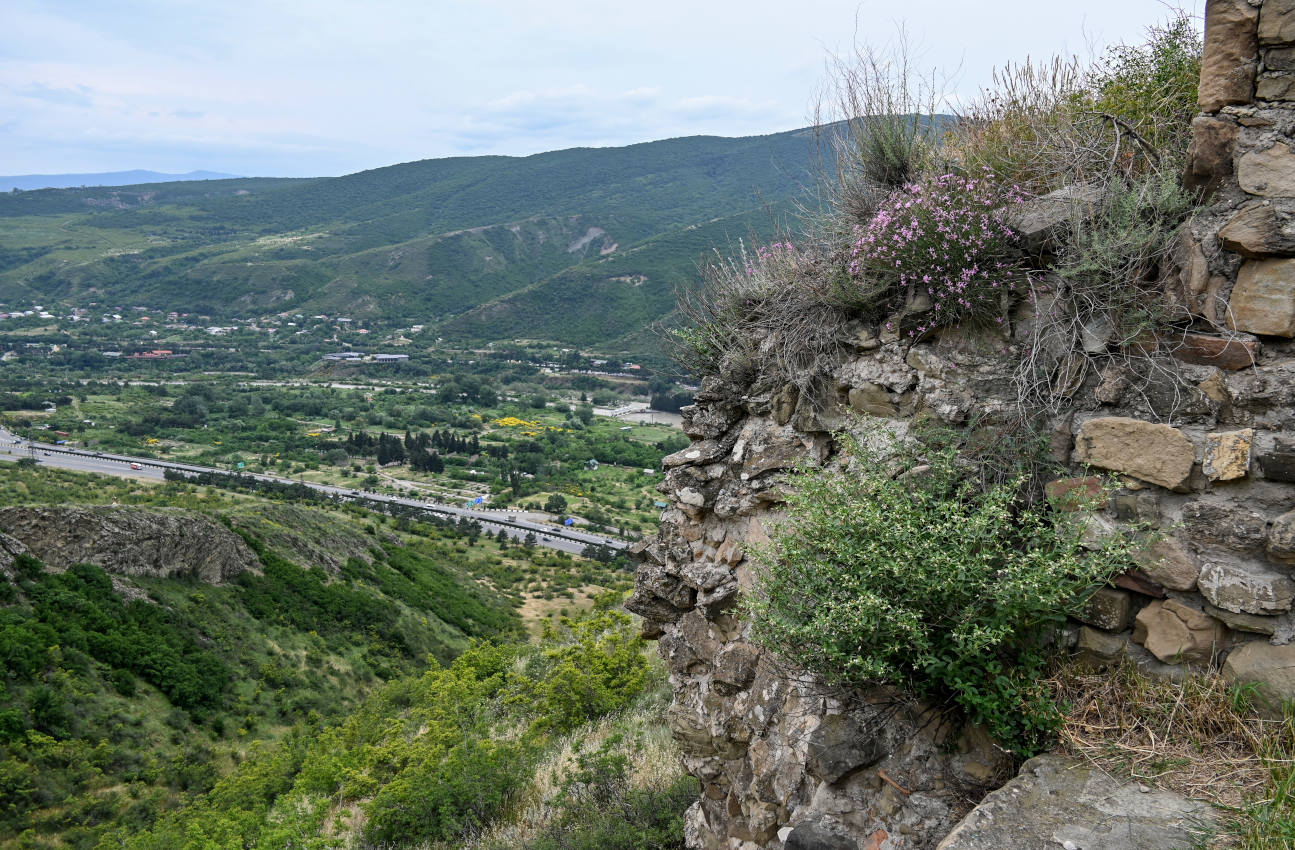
xmin=746 ymin=428 xmax=1141 ymax=755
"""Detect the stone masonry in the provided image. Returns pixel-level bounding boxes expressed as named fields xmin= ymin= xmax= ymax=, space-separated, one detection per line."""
xmin=631 ymin=2 xmax=1295 ymax=847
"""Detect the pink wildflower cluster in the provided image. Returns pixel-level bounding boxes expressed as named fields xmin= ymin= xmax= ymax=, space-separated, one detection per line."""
xmin=850 ymin=170 xmax=1030 ymax=335
xmin=744 ymin=241 xmax=795 ymax=277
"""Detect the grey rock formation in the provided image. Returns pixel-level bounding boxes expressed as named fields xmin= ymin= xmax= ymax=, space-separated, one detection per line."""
xmin=936 ymin=754 xmax=1217 ymax=850
xmin=0 ymin=505 xmax=260 ymax=584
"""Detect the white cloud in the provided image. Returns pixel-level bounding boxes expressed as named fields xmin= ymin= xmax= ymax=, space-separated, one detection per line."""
xmin=0 ymin=0 xmax=1202 ymax=176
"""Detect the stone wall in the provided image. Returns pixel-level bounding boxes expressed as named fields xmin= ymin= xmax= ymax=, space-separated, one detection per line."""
xmin=630 ymin=2 xmax=1295 ymax=847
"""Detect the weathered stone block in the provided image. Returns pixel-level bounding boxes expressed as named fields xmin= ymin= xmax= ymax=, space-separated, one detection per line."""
xmin=1268 ymin=46 xmax=1295 ymax=70
xmin=846 ymin=382 xmax=896 ymax=417
xmin=1222 ymin=641 xmax=1295 ymax=718
xmin=1269 ymin=509 xmax=1295 ymax=563
xmin=1004 ymin=184 xmax=1104 ymax=253
xmin=936 ymin=754 xmax=1217 ymax=850
xmin=664 ymin=438 xmax=728 ymax=469
xmin=1199 ymin=560 xmax=1295 ymax=614
xmin=1261 ymin=0 xmax=1295 ymax=46
xmin=1239 ymin=144 xmax=1295 ymax=197
xmin=1075 ymin=587 xmax=1132 ymax=632
xmin=1260 ymin=438 xmax=1295 ymax=482
xmin=1201 ymin=0 xmax=1260 ymax=109
xmin=1172 ymin=332 xmax=1260 ymax=370
xmin=784 ymin=816 xmax=856 ymax=850
xmin=805 ymin=713 xmax=886 ymax=785
xmin=1204 ymin=428 xmax=1254 ymax=481
xmin=680 ymin=402 xmax=741 ymax=440
xmin=1220 ymin=204 xmax=1295 ymax=258
xmin=1228 ymin=259 xmax=1295 ymax=337
xmin=1198 ymin=371 xmax=1232 ymax=407
xmin=1185 ymin=116 xmax=1239 ymax=196
xmin=1182 ymin=501 xmax=1268 ymax=549
xmin=1073 ymin=417 xmax=1196 ymax=490
xmin=1113 ymin=489 xmax=1161 ymax=523
xmin=1077 ymin=626 xmax=1129 ymax=663
xmin=740 ymin=427 xmax=816 ymax=478
xmin=1134 ymin=537 xmax=1201 ymax=591
xmin=1114 ymin=569 xmax=1168 ymax=599
xmin=1133 ymin=599 xmax=1225 ymax=665
xmin=1206 ymin=603 xmax=1281 ymax=635
xmin=1044 ymin=476 xmax=1106 ymax=511
xmin=770 ymin=384 xmax=797 ymax=426
xmin=1258 ymin=73 xmax=1295 ymax=100
xmin=713 ymin=642 xmax=761 ymax=691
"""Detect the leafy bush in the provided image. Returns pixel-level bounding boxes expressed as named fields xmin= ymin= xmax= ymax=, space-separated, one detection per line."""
xmin=848 ymin=170 xmax=1030 ymax=331
xmin=1082 ymin=12 xmax=1201 ymax=163
xmin=746 ymin=430 xmax=1139 ymax=755
xmin=364 ymin=737 xmax=532 ymax=845
xmin=526 ymin=601 xmax=650 ymax=732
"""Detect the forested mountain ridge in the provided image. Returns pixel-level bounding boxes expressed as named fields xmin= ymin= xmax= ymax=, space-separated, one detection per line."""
xmin=0 ymin=128 xmax=822 ymax=347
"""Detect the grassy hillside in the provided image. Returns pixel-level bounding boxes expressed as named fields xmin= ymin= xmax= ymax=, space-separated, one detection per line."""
xmin=0 ymin=129 xmax=819 ymax=347
xmin=105 ymin=603 xmax=691 ymax=850
xmin=437 ymin=204 xmax=795 ymax=350
xmin=0 ymin=466 xmax=538 ymax=847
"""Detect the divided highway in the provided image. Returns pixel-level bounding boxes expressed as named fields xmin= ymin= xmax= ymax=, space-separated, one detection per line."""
xmin=0 ymin=428 xmax=628 ymax=557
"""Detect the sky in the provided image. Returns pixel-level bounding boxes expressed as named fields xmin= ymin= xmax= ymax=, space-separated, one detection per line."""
xmin=2 ymin=0 xmax=1200 ymax=179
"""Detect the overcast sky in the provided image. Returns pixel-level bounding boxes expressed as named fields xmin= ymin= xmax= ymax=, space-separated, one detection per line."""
xmin=2 ymin=1 xmax=1200 ymax=179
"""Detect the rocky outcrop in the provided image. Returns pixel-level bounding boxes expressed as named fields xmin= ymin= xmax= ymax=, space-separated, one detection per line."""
xmin=0 ymin=530 xmax=29 ymax=576
xmin=0 ymin=506 xmax=260 ymax=584
xmin=936 ymin=754 xmax=1217 ymax=850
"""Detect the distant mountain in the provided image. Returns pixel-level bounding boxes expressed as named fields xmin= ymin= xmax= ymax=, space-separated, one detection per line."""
xmin=0 ymin=169 xmax=242 ymax=191
xmin=0 ymin=128 xmax=826 ymax=352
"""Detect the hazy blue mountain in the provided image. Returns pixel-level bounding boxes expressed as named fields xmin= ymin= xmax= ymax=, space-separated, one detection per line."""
xmin=0 ymin=169 xmax=242 ymax=192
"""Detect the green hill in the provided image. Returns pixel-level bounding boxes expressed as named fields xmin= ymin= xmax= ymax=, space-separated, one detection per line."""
xmin=0 ymin=128 xmax=820 ymax=347
xmin=0 ymin=467 xmax=530 ymax=845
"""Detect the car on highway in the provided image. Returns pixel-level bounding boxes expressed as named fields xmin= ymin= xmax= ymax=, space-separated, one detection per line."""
xmin=129 ymin=462 xmax=142 ymax=470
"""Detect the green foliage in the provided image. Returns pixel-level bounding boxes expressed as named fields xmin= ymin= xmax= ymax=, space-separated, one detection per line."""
xmin=0 ymin=486 xmax=527 ymax=845
xmin=1081 ymin=11 xmax=1201 ymax=161
xmin=516 ymin=734 xmax=696 ymax=850
xmin=525 ymin=602 xmax=649 ymax=732
xmin=364 ymin=737 xmax=531 ymax=844
xmin=114 ymin=602 xmax=654 ymax=849
xmin=1 ymin=559 xmax=227 ymax=714
xmin=746 ymin=429 xmax=1139 ymax=755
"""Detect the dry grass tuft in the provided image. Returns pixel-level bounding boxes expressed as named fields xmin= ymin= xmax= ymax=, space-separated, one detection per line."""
xmin=1050 ymin=661 xmax=1286 ymax=810
xmin=451 ymin=676 xmax=682 ymax=850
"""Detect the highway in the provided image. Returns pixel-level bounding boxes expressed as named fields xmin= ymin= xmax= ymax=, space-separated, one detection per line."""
xmin=0 ymin=428 xmax=628 ymax=557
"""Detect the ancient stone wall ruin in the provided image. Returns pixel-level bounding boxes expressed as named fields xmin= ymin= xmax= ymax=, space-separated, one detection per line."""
xmin=630 ymin=2 xmax=1295 ymax=847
